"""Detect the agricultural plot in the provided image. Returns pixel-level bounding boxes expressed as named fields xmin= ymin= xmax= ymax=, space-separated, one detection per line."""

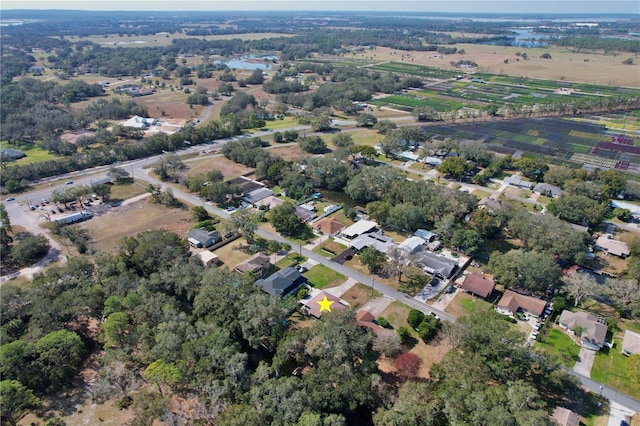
xmin=368 ymin=62 xmax=461 ymax=80
xmin=421 ymin=114 xmax=640 ymax=174
xmin=369 ymin=93 xmax=466 ymax=112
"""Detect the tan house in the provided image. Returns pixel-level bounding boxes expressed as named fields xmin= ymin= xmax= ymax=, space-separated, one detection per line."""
xmin=596 ymin=234 xmax=630 ymax=258
xmin=303 ymin=291 xmax=348 ymax=318
xmin=622 ymin=330 xmax=640 ymax=356
xmin=552 ymin=407 xmax=579 ymax=426
xmin=495 ymin=290 xmax=547 ymax=318
xmin=235 ymin=253 xmax=271 ymax=275
xmin=312 ymin=217 xmax=346 ymax=236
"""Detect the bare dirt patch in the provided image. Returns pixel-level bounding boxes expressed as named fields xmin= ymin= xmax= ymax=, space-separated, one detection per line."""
xmin=267 ymin=144 xmax=311 ymax=162
xmin=341 ymin=283 xmax=378 ymax=309
xmin=81 ymin=199 xmax=193 ymax=253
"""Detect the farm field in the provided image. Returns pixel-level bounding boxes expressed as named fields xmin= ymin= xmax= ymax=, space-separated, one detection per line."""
xmin=64 ymin=32 xmax=294 ymax=47
xmin=420 ymin=113 xmax=640 ymax=174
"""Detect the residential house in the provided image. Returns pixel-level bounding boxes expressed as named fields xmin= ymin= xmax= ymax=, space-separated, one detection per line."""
xmin=558 ymin=310 xmax=608 ymax=351
xmin=415 ymin=252 xmax=459 ymax=279
xmin=504 ymin=174 xmax=533 ymax=190
xmin=340 ymin=219 xmax=378 ymax=240
xmin=460 ymin=273 xmax=495 ymax=299
xmin=496 ymin=290 xmax=547 ymax=318
xmin=356 ymin=310 xmax=385 ymax=334
xmin=478 ymin=197 xmax=505 ymax=212
xmin=533 ymin=182 xmax=563 ymax=198
xmin=399 ymin=236 xmax=426 ymax=254
xmin=312 ymin=217 xmax=346 ymax=236
xmin=294 ymin=205 xmax=317 ymax=223
xmin=235 ymin=253 xmax=271 ymax=275
xmin=243 ymin=187 xmax=274 ymax=205
xmin=196 ymin=251 xmax=220 ymax=267
xmin=622 ymin=329 xmax=640 ymax=356
xmin=349 ymin=231 xmax=397 ymax=255
xmin=187 ymin=228 xmax=222 ymax=248
xmin=255 ymin=195 xmax=284 ymax=210
xmin=303 ymin=291 xmax=348 ymax=318
xmin=254 ymin=267 xmax=307 ymax=296
xmin=552 ymin=407 xmax=580 ymax=426
xmin=227 ymin=176 xmax=264 ymax=195
xmin=124 ymin=115 xmax=157 ymax=129
xmin=414 ymin=229 xmax=437 ymax=242
xmin=0 ymin=148 xmax=26 ymax=161
xmin=596 ymin=234 xmax=630 ymax=258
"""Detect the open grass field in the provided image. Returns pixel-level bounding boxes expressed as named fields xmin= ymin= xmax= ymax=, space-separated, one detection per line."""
xmin=313 ymin=239 xmax=347 ymax=258
xmin=534 ymin=327 xmax=581 ymax=368
xmin=345 ymin=45 xmax=640 ymax=87
xmin=109 ymin=180 xmax=148 ymax=201
xmin=81 ymin=198 xmax=193 ymax=253
xmin=0 ymin=141 xmax=62 ymax=166
xmin=212 ymin=237 xmax=253 ymax=268
xmin=303 ymin=264 xmax=346 ymax=289
xmin=184 ymin=154 xmax=253 ymax=179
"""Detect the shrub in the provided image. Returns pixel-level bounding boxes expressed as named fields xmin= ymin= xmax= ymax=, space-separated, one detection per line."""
xmin=396 ymin=326 xmax=412 ymax=345
xmin=407 ymin=309 xmax=425 ymax=329
xmin=377 ymin=317 xmax=393 ymax=329
xmin=395 ymin=352 xmax=421 ymax=380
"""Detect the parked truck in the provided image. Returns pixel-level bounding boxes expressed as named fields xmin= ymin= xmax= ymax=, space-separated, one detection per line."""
xmin=53 ymin=211 xmax=93 ymax=225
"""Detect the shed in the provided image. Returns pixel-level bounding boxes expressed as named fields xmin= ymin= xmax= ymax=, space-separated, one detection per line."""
xmin=196 ymin=251 xmax=220 ymax=267
xmin=622 ymin=329 xmax=640 ymax=356
xmin=399 ymin=236 xmax=426 ymax=253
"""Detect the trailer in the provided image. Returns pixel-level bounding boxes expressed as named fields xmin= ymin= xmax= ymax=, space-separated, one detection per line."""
xmin=53 ymin=211 xmax=93 ymax=225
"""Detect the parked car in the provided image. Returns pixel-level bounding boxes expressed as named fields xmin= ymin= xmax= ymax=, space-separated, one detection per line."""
xmin=65 ymin=180 xmax=73 ymax=185
xmin=50 ymin=209 xmax=56 ymax=214
xmin=57 ymin=207 xmax=64 ymax=213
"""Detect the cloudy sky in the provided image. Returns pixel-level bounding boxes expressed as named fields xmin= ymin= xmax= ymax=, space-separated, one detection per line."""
xmin=1 ymin=0 xmax=638 ymax=14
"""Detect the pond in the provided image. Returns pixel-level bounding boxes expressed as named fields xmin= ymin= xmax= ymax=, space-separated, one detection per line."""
xmin=215 ymin=54 xmax=278 ymax=70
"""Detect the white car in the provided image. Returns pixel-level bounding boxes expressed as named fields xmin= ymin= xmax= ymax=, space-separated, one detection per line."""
xmin=5 ymin=197 xmax=15 ymax=202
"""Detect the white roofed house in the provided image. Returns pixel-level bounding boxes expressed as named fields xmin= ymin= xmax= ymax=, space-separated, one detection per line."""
xmin=349 ymin=231 xmax=397 ymax=255
xmin=124 ymin=115 xmax=157 ymax=129
xmin=339 ymin=219 xmax=378 ymax=240
xmin=595 ymin=234 xmax=630 ymax=258
xmin=399 ymin=236 xmax=426 ymax=254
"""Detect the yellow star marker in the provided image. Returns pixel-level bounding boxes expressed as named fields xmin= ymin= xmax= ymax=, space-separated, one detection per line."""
xmin=317 ymin=295 xmax=334 ymax=313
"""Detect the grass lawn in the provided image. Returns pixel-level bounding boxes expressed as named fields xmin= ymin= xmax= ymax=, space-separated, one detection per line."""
xmin=109 ymin=180 xmax=148 ymax=201
xmin=341 ymin=283 xmax=380 ymax=310
xmin=257 ymin=116 xmax=297 ymax=131
xmin=275 ymin=253 xmax=305 ymax=269
xmin=534 ymin=327 xmax=580 ymax=368
xmin=211 ymin=237 xmax=254 ymax=267
xmin=0 ymin=141 xmax=62 ymax=165
xmin=591 ymin=344 xmax=640 ymax=400
xmin=444 ymin=291 xmax=492 ymax=318
xmin=312 ymin=239 xmax=347 ymax=258
xmin=303 ymin=264 xmax=346 ymax=289
xmin=470 ymin=189 xmax=492 ymax=199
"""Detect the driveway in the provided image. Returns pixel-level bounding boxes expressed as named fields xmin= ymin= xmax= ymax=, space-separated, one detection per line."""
xmin=573 ymin=346 xmax=596 ymax=377
xmin=608 ymin=401 xmax=635 ymax=426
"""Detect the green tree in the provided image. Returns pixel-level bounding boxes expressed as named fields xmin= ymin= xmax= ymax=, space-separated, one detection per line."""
xmin=230 ymin=208 xmax=258 ymax=244
xmin=355 ymin=113 xmax=378 ymax=127
xmin=299 ymin=136 xmax=327 ymax=154
xmin=102 ymin=311 xmax=130 ymax=348
xmin=437 ymin=156 xmax=470 ymax=180
xmin=359 ymin=246 xmax=386 ymax=274
xmin=10 ymin=234 xmax=50 ymax=267
xmin=0 ymin=380 xmax=40 ymax=426
xmin=449 ymin=229 xmax=483 ymax=256
xmin=488 ymin=249 xmax=561 ymax=293
xmin=270 ymin=202 xmax=303 ymax=237
xmin=35 ymin=330 xmax=84 ymax=393
xmin=332 ymin=133 xmax=354 ymax=148
xmin=144 ymin=359 xmax=181 ymax=395
xmin=192 ymin=205 xmax=210 ymax=222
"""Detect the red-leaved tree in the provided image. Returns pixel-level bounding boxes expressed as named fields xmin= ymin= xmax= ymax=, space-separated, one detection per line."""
xmin=395 ymin=352 xmax=421 ymax=380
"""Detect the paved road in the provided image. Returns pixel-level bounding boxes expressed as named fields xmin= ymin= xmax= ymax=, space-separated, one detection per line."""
xmin=570 ymin=371 xmax=640 ymax=413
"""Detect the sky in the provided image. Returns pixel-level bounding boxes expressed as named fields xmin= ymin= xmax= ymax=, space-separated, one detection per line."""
xmin=1 ymin=0 xmax=639 ymax=15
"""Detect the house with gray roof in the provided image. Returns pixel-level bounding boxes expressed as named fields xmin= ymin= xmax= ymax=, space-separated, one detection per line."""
xmin=622 ymin=329 xmax=640 ymax=356
xmin=533 ymin=182 xmax=563 ymax=198
xmin=187 ymin=228 xmax=221 ymax=248
xmin=349 ymin=231 xmax=397 ymax=255
xmin=254 ymin=267 xmax=307 ymax=296
xmin=415 ymin=252 xmax=459 ymax=279
xmin=558 ymin=310 xmax=608 ymax=351
xmin=504 ymin=174 xmax=533 ymax=190
xmin=243 ymin=187 xmax=274 ymax=205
